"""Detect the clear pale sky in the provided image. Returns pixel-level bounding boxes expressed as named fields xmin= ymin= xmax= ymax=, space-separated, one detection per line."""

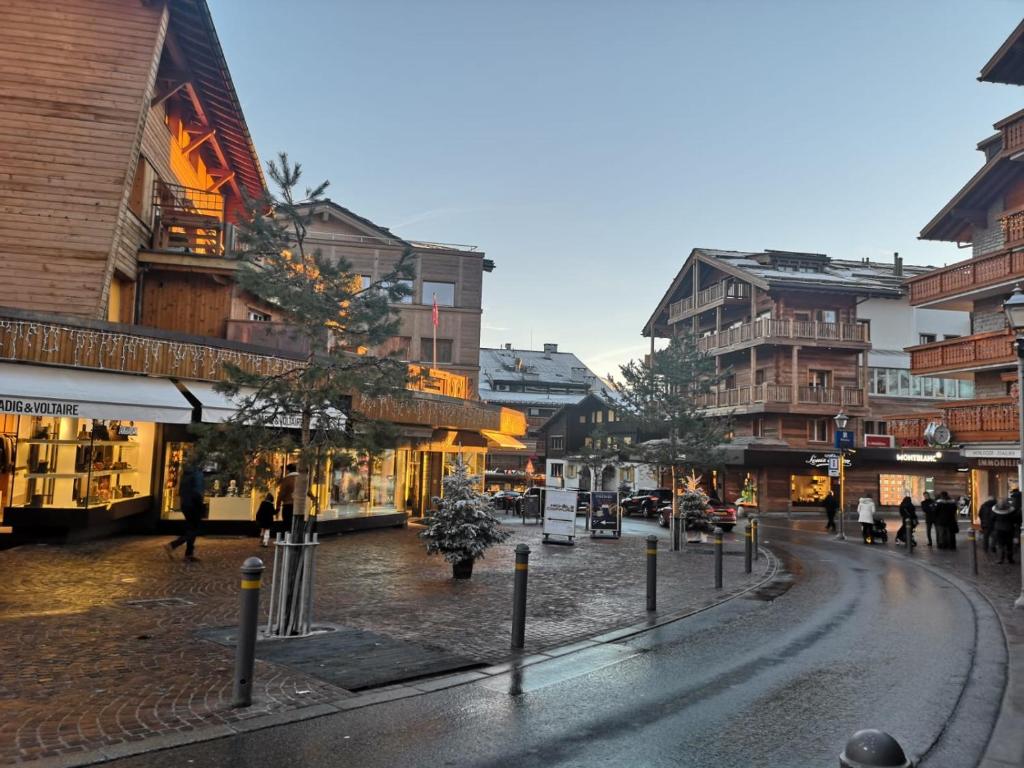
xmin=211 ymin=0 xmax=1022 ymax=377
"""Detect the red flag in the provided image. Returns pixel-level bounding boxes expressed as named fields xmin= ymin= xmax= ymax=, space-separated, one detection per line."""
xmin=432 ymin=293 xmax=439 ymax=328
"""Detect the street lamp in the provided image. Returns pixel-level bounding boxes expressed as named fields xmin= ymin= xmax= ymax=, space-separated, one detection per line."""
xmin=1001 ymin=286 xmax=1024 ymax=609
xmin=834 ymin=409 xmax=848 ymax=540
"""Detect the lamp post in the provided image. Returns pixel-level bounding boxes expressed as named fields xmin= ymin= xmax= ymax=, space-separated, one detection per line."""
xmin=1001 ymin=286 xmax=1024 ymax=609
xmin=834 ymin=409 xmax=848 ymax=541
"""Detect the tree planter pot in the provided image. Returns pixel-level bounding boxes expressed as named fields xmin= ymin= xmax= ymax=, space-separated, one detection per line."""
xmin=452 ymin=558 xmax=475 ymax=579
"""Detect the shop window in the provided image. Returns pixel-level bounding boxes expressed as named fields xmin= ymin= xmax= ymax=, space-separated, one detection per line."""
xmin=420 ymin=338 xmax=453 ymax=364
xmin=550 ymin=435 xmax=564 ymax=451
xmin=422 ymin=281 xmax=455 ymax=307
xmin=791 ymin=475 xmax=830 ymax=506
xmin=808 ymin=418 xmax=829 ymax=443
xmin=879 ymin=474 xmax=934 ymax=506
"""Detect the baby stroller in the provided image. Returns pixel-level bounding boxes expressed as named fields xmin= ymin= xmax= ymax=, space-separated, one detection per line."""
xmin=870 ymin=517 xmax=888 ymax=544
xmin=894 ymin=517 xmax=917 ymax=548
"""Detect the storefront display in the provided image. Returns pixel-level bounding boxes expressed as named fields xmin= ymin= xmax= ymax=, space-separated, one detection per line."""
xmin=878 ymin=474 xmax=935 ymax=506
xmin=5 ymin=415 xmax=154 ymax=509
xmin=790 ymin=474 xmax=830 ymax=506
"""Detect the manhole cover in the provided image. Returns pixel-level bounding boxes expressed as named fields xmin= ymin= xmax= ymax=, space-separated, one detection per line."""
xmin=123 ymin=597 xmax=195 ymax=609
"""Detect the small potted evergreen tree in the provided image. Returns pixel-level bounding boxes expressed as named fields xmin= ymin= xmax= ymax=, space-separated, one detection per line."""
xmin=420 ymin=459 xmax=510 ymax=579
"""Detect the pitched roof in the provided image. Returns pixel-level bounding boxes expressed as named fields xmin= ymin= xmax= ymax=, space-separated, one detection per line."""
xmin=980 ymin=17 xmax=1024 ymax=85
xmin=479 ymin=347 xmax=616 ymax=405
xmin=297 ymin=199 xmax=409 ymax=246
xmin=918 ymin=151 xmax=1023 ymax=242
xmin=644 ymin=248 xmax=917 ymax=337
xmin=169 ymin=0 xmax=266 ymax=199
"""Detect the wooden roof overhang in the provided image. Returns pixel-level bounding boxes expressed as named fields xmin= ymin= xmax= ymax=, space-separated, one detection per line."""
xmin=161 ymin=0 xmax=266 ymax=205
xmin=980 ymin=18 xmax=1024 ymax=85
xmin=919 ymin=153 xmax=1023 ymax=242
xmin=642 ymin=249 xmax=766 ymax=338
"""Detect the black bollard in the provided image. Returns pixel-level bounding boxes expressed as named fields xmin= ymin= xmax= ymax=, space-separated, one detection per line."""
xmin=839 ymin=728 xmax=912 ymax=767
xmin=752 ymin=517 xmax=759 ymax=561
xmin=646 ymin=535 xmax=657 ymax=611
xmin=744 ymin=520 xmax=752 ymax=574
xmin=713 ymin=527 xmax=723 ymax=589
xmin=232 ymin=556 xmax=265 ymax=708
xmin=672 ymin=512 xmax=681 ymax=552
xmin=968 ymin=529 xmax=978 ymax=575
xmin=511 ymin=544 xmax=530 ymax=650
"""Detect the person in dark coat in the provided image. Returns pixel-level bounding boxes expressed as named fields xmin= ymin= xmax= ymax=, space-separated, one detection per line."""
xmin=992 ymin=500 xmax=1021 ymax=564
xmin=896 ymin=496 xmax=917 ymax=547
xmin=165 ymin=459 xmax=205 ymax=562
xmin=823 ymin=490 xmax=839 ymax=533
xmin=256 ymin=492 xmax=276 ymax=547
xmin=276 ymin=463 xmax=299 ymax=533
xmin=921 ymin=492 xmax=937 ymax=547
xmin=934 ymin=491 xmax=958 ymax=550
xmin=978 ymin=496 xmax=997 ymax=554
xmin=1011 ymin=488 xmax=1022 ymax=516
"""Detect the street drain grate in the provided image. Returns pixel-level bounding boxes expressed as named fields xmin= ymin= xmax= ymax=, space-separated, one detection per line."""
xmin=123 ymin=597 xmax=195 ymax=609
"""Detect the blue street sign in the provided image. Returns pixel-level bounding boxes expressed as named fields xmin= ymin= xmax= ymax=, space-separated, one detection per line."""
xmin=834 ymin=430 xmax=855 ymax=450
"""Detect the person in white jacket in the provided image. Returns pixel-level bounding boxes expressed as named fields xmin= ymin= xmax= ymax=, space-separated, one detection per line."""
xmin=857 ymin=494 xmax=877 ymax=544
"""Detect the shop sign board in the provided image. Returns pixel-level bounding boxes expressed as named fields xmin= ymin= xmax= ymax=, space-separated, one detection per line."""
xmin=976 ymin=458 xmax=1019 ymax=468
xmin=542 ymin=489 xmax=577 ymax=542
xmin=864 ymin=434 xmax=894 ymax=448
xmin=588 ymin=491 xmax=621 ymax=537
xmin=834 ymin=430 xmax=855 ymax=450
xmin=0 ymin=398 xmax=81 ymax=417
xmin=961 ymin=447 xmax=1021 ymax=459
xmin=895 ymin=451 xmax=943 ymax=463
xmin=807 ymin=453 xmax=850 ymax=469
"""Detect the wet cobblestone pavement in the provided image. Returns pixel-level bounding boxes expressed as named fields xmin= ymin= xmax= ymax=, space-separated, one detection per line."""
xmin=0 ymin=518 xmax=769 ymax=764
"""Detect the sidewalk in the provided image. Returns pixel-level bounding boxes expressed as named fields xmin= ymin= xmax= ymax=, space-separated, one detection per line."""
xmin=0 ymin=520 xmax=771 ymax=765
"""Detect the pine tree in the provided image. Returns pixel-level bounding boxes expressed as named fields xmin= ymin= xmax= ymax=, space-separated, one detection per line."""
xmin=614 ymin=331 xmax=730 ymax=528
xmin=421 ymin=459 xmax=510 ymax=567
xmin=196 ymin=154 xmax=415 ymax=526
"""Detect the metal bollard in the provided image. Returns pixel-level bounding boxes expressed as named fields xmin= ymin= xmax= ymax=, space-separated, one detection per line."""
xmin=511 ymin=544 xmax=530 ymax=650
xmin=713 ymin=527 xmax=723 ymax=589
xmin=839 ymin=728 xmax=912 ymax=767
xmin=968 ymin=529 xmax=978 ymax=575
xmin=646 ymin=535 xmax=657 ymax=611
xmin=752 ymin=517 xmax=759 ymax=561
xmin=232 ymin=556 xmax=265 ymax=708
xmin=672 ymin=513 xmax=681 ymax=551
xmin=744 ymin=520 xmax=752 ymax=574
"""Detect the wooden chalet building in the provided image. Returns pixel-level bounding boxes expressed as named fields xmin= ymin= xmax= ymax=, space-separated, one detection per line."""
xmin=644 ymin=249 xmax=968 ymax=514
xmin=0 ymin=0 xmax=523 ymax=541
xmin=904 ymin=18 xmax=1024 ymax=511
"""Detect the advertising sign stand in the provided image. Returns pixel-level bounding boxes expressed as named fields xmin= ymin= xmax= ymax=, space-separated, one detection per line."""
xmin=542 ymin=488 xmax=577 ymax=545
xmin=588 ymin=491 xmax=621 ymax=539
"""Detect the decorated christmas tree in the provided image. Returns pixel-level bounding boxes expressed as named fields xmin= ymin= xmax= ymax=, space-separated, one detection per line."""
xmin=421 ymin=459 xmax=510 ymax=578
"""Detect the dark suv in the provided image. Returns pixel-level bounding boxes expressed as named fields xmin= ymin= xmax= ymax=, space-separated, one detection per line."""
xmin=621 ymin=489 xmax=673 ymax=518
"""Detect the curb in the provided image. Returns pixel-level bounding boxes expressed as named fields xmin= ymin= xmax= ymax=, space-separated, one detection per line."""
xmin=31 ymin=546 xmax=779 ymax=768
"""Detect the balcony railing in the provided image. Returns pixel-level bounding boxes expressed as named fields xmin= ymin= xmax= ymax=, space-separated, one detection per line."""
xmin=696 ymin=385 xmax=863 ymax=409
xmin=667 ymin=281 xmax=751 ymax=324
xmin=941 ymin=397 xmax=1019 ymax=443
xmin=887 ymin=416 xmax=933 ymax=447
xmin=225 ymin=320 xmax=311 ymax=356
xmin=696 ymin=318 xmax=869 ymax=353
xmin=908 ymin=248 xmax=1024 ymax=305
xmin=1001 ymin=206 xmax=1024 ymax=248
xmin=1001 ymin=112 xmax=1024 ymax=155
xmin=407 ymin=365 xmax=470 ymax=400
xmin=152 ymin=180 xmax=225 ymax=256
xmin=909 ymin=331 xmax=1014 ymax=375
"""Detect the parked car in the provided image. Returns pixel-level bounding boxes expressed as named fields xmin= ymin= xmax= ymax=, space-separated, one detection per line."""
xmin=621 ymin=489 xmax=673 ymax=518
xmin=706 ymin=499 xmax=737 ymax=532
xmin=490 ymin=490 xmax=521 ymax=512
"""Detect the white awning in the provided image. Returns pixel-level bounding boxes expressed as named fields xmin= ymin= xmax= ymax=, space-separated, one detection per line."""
xmin=0 ymin=363 xmax=193 ymax=424
xmin=182 ymin=381 xmax=347 ymax=429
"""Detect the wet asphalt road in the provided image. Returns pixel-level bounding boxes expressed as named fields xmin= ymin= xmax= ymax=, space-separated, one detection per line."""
xmin=111 ymin=519 xmax=1005 ymax=768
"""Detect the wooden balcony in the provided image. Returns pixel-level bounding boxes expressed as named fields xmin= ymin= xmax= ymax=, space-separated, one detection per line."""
xmin=696 ymin=318 xmax=869 ymax=354
xmin=697 ymin=384 xmax=865 ymax=412
xmin=908 ymin=330 xmax=1014 ymax=376
xmin=1000 ymin=111 xmax=1024 ymax=155
xmin=907 ymin=248 xmax=1024 ymax=308
xmin=940 ymin=397 xmax=1019 ymax=443
xmin=407 ymin=365 xmax=470 ymax=400
xmin=225 ymin=320 xmax=310 ymax=355
xmin=887 ymin=416 xmax=933 ymax=448
xmin=152 ymin=181 xmax=225 ymax=256
xmin=667 ymin=280 xmax=751 ymax=324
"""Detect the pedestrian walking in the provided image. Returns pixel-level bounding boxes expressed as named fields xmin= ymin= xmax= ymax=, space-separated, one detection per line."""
xmin=978 ymin=496 xmax=997 ymax=554
xmin=277 ymin=463 xmax=298 ymax=534
xmin=993 ymin=499 xmax=1021 ymax=565
xmin=857 ymin=494 xmax=877 ymax=544
xmin=256 ymin=492 xmax=276 ymax=547
xmin=921 ymin=491 xmax=936 ymax=547
xmin=164 ymin=457 xmax=206 ymax=562
xmin=896 ymin=495 xmax=917 ymax=547
xmin=824 ymin=490 xmax=839 ymax=532
xmin=935 ymin=491 xmax=959 ymax=550
xmin=1012 ymin=487 xmax=1022 ymax=516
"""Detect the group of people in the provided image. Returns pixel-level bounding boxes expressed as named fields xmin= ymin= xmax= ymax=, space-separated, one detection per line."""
xmin=164 ymin=458 xmax=300 ymax=561
xmin=977 ymin=490 xmax=1022 ymax=565
xmin=823 ymin=487 xmax=1023 ymax=563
